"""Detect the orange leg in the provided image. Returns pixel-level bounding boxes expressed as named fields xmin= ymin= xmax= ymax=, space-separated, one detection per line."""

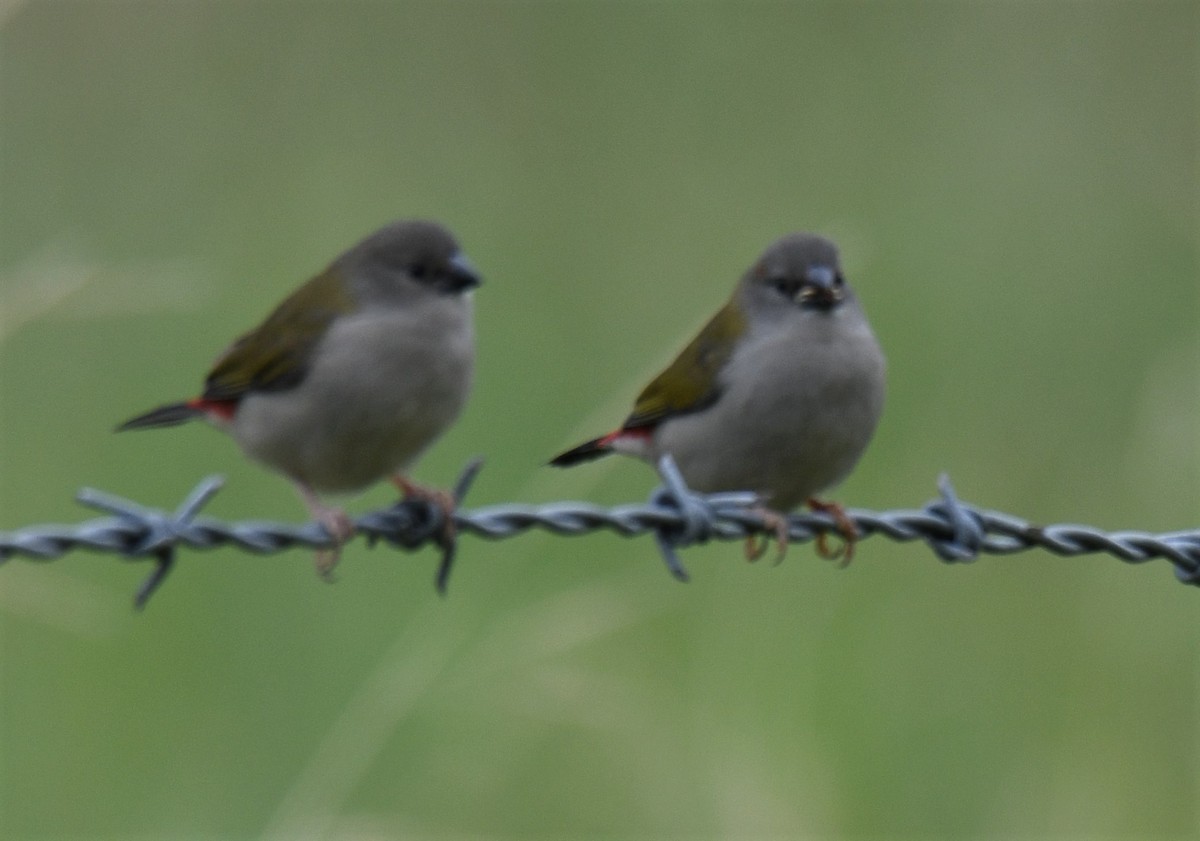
xmin=744 ymin=507 xmax=791 ymax=564
xmin=806 ymin=497 xmax=859 ymax=566
xmin=294 ymin=482 xmax=355 ymax=581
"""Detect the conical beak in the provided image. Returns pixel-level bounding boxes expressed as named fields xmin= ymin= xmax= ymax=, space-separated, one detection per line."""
xmin=448 ymin=252 xmax=483 ymax=291
xmin=799 ymin=265 xmax=842 ymax=308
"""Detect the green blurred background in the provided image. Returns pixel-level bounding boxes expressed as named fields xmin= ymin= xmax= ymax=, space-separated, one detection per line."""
xmin=1 ymin=2 xmax=1197 ymax=839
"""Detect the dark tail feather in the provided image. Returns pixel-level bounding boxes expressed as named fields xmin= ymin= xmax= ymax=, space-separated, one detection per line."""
xmin=549 ymin=435 xmax=615 ymax=467
xmin=116 ymin=402 xmax=203 ymax=432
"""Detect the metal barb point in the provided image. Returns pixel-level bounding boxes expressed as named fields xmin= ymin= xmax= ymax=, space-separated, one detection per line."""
xmin=134 ymin=548 xmax=175 ymax=610
xmin=435 ymin=456 xmax=486 ymax=595
xmin=644 ymin=454 xmax=723 ymax=581
xmin=174 ymin=476 xmax=226 ymax=522
xmin=926 ymin=473 xmax=984 ymax=563
xmin=75 ymin=477 xmax=226 ymax=608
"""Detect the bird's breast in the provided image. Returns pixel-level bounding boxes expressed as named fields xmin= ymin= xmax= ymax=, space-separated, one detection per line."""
xmin=652 ymin=310 xmax=885 ymax=507
xmin=230 ymin=298 xmax=475 ymax=492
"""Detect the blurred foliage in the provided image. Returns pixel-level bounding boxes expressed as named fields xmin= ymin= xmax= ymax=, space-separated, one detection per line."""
xmin=1 ymin=1 xmax=1197 ymax=839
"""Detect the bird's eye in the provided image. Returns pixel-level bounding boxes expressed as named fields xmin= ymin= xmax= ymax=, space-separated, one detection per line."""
xmin=408 ymin=263 xmax=430 ymax=281
xmin=770 ymin=277 xmax=800 ymax=298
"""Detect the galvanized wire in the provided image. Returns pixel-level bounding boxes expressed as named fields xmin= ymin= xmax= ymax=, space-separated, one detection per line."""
xmin=1 ymin=456 xmax=1197 ymax=608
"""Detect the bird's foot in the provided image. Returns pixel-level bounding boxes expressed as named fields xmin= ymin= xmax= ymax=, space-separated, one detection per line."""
xmin=806 ymin=497 xmax=858 ymax=566
xmin=744 ymin=506 xmax=791 ymax=564
xmin=313 ymin=507 xmax=355 ymax=581
xmin=391 ymin=475 xmax=458 ymax=551
xmin=295 ymin=484 xmax=356 ymax=582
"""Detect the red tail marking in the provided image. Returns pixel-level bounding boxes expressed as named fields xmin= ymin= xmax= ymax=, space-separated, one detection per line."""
xmin=602 ymin=427 xmax=652 ymax=446
xmin=187 ymin=397 xmax=237 ymax=423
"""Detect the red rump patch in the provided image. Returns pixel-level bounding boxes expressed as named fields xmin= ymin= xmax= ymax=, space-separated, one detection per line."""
xmin=188 ymin=397 xmax=237 ymax=423
xmin=606 ymin=427 xmax=652 ymax=445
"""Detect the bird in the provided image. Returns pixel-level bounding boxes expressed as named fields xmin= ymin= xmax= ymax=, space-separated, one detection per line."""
xmin=551 ymin=232 xmax=885 ymax=562
xmin=117 ymin=219 xmax=481 ymax=578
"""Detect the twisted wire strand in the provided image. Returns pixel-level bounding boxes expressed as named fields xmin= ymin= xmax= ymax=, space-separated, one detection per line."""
xmin=1 ymin=456 xmax=1197 ymax=608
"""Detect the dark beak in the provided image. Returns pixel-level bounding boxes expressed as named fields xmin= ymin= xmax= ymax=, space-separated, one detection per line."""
xmin=799 ymin=265 xmax=841 ymax=309
xmin=446 ymin=252 xmax=482 ymax=292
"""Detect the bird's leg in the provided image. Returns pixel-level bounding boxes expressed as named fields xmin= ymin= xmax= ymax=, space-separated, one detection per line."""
xmin=744 ymin=506 xmax=791 ymax=564
xmin=294 ymin=483 xmax=354 ymax=581
xmin=391 ymin=475 xmax=458 ymax=548
xmin=806 ymin=497 xmax=858 ymax=566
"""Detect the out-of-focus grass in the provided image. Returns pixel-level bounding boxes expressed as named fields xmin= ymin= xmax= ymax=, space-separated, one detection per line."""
xmin=1 ymin=2 xmax=1196 ymax=839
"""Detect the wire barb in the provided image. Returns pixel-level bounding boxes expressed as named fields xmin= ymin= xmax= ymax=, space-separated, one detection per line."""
xmin=2 ymin=457 xmax=1198 ymax=607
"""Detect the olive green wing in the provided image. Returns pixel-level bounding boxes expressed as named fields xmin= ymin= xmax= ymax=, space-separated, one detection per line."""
xmin=622 ymin=300 xmax=746 ymax=430
xmin=201 ymin=268 xmax=356 ymax=402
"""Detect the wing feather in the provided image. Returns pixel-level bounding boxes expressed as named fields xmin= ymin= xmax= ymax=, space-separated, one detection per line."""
xmin=622 ymin=301 xmax=745 ymax=430
xmin=201 ymin=268 xmax=355 ymax=402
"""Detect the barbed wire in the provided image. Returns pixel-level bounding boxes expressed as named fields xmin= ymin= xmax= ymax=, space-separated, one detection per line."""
xmin=2 ymin=456 xmax=1198 ymax=608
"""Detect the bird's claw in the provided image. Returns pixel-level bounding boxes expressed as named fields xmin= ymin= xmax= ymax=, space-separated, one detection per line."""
xmin=807 ymin=497 xmax=858 ymax=566
xmin=392 ymin=465 xmax=480 ymax=594
xmin=391 ymin=477 xmax=457 ymax=547
xmin=744 ymin=507 xmax=791 ymax=564
xmin=312 ymin=507 xmax=355 ymax=582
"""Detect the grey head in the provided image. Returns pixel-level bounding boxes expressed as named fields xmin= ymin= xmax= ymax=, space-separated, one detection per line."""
xmin=335 ymin=219 xmax=482 ymax=304
xmin=737 ymin=233 xmax=858 ymax=324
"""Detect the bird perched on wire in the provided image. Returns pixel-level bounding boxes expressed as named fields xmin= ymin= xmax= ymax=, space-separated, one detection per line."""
xmin=551 ymin=232 xmax=885 ymax=561
xmin=118 ymin=219 xmax=481 ymax=577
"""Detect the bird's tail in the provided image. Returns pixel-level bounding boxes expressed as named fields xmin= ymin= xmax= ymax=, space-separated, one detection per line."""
xmin=115 ymin=401 xmax=205 ymax=432
xmin=549 ymin=432 xmax=620 ymax=466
